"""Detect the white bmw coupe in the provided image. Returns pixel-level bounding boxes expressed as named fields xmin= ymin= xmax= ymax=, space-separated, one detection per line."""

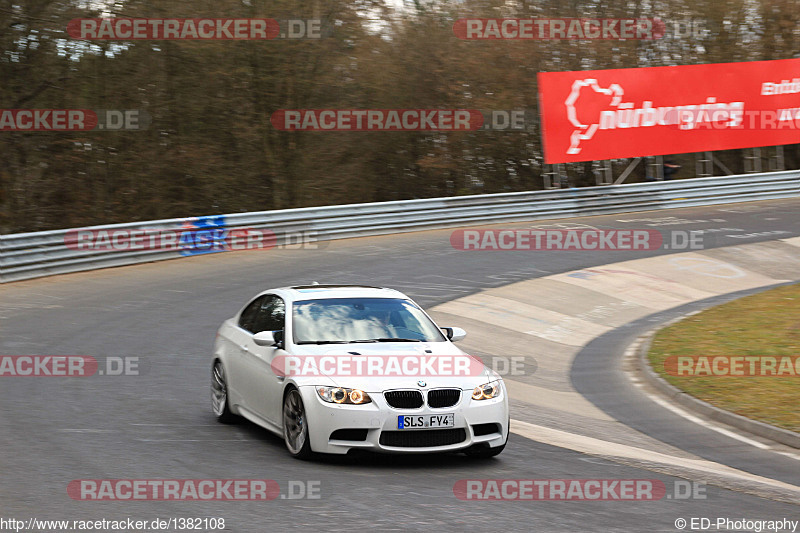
xmin=211 ymin=285 xmax=509 ymax=459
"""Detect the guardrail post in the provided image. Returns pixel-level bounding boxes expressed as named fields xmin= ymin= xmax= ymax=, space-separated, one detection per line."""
xmin=646 ymin=156 xmax=664 ymax=181
xmin=696 ymin=152 xmax=713 ymax=177
xmin=592 ymin=160 xmax=613 ymax=185
xmin=769 ymin=146 xmax=785 ymax=171
xmin=543 ymin=164 xmax=565 ymax=189
xmin=744 ymin=147 xmax=762 ymax=173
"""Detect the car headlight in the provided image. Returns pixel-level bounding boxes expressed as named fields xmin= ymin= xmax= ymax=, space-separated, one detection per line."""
xmin=471 ymin=381 xmax=501 ymax=401
xmin=316 ymin=386 xmax=372 ymax=405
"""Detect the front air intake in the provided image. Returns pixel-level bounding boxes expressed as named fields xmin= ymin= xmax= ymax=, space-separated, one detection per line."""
xmin=379 ymin=428 xmax=467 ymax=448
xmin=427 ymin=388 xmax=462 ymax=408
xmin=384 ymin=390 xmax=424 ymax=409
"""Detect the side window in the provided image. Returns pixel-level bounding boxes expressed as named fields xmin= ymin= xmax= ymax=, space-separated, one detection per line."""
xmin=251 ymin=295 xmax=286 ymax=334
xmin=238 ymin=296 xmax=266 ymax=333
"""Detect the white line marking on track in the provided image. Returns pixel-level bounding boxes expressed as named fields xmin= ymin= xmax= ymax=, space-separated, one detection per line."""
xmin=510 ymin=419 xmax=800 ymax=493
xmin=58 ymin=429 xmax=116 ymax=433
xmin=643 ymin=393 xmax=771 ymax=450
xmin=777 ymin=451 xmax=800 ymax=461
xmin=137 ymin=439 xmax=249 ymax=442
xmin=129 ymin=423 xmax=219 ymax=426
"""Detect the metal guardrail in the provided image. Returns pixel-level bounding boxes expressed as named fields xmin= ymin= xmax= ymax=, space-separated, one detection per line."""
xmin=2 ymin=171 xmax=800 ymax=283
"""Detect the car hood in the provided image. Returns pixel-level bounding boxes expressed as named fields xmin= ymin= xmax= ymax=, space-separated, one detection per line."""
xmin=284 ymin=342 xmax=498 ymax=392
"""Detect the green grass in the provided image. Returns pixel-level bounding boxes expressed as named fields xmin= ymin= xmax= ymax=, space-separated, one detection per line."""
xmin=647 ymin=283 xmax=800 ymax=433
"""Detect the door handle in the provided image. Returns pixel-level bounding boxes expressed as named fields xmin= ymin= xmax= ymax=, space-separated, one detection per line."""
xmin=241 ymin=345 xmax=249 ymax=352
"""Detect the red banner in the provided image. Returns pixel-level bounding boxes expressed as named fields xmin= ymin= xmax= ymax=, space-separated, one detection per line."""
xmin=538 ymin=58 xmax=800 ymax=163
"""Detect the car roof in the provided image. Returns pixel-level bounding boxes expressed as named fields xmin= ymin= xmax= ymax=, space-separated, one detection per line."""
xmin=264 ymin=284 xmax=409 ymax=302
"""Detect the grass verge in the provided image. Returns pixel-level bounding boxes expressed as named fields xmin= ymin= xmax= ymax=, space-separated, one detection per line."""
xmin=647 ymin=283 xmax=800 ymax=433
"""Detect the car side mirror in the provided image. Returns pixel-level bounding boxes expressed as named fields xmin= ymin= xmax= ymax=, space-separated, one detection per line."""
xmin=254 ymin=330 xmax=284 ymax=348
xmin=441 ymin=327 xmax=467 ymax=342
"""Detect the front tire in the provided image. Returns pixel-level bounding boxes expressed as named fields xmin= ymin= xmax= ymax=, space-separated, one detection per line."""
xmin=282 ymin=388 xmax=313 ymax=459
xmin=211 ymin=361 xmax=237 ymax=424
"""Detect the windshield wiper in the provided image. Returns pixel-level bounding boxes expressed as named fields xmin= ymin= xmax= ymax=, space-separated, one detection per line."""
xmin=353 ymin=338 xmax=422 ymax=343
xmin=299 ymin=338 xmax=424 ymax=344
xmin=296 ymin=340 xmax=349 ymax=345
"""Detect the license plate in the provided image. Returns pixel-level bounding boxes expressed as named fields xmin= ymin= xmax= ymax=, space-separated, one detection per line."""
xmin=397 ymin=413 xmax=454 ymax=429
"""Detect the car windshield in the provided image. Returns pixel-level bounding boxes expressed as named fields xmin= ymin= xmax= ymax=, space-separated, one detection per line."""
xmin=292 ymin=298 xmax=446 ymax=344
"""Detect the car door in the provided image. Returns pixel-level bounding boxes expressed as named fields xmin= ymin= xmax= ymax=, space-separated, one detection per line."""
xmin=240 ymin=294 xmax=287 ymax=425
xmin=225 ymin=295 xmax=267 ymax=410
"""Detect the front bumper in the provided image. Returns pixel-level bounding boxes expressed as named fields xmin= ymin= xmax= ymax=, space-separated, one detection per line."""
xmin=299 ymin=384 xmax=509 ymax=455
